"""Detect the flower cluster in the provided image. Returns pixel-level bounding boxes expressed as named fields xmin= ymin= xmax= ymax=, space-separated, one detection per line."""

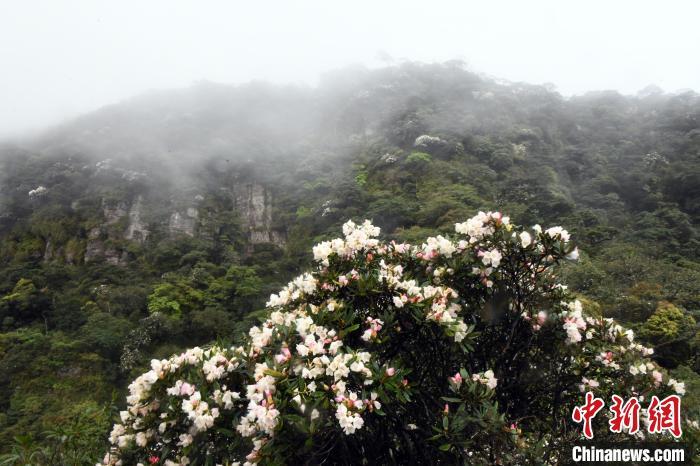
xmin=28 ymin=185 xmax=48 ymax=198
xmin=361 ymin=316 xmax=384 ymax=342
xmin=312 ymin=219 xmax=380 ymax=267
xmin=454 ymin=211 xmax=507 ymax=240
xmin=102 ymin=346 xmax=245 ymax=465
xmin=471 ymin=370 xmax=498 ymax=389
xmin=561 ymin=300 xmax=587 ymax=344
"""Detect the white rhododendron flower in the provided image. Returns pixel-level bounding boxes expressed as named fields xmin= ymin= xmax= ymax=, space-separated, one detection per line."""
xmin=668 ymin=378 xmax=686 ymax=395
xmin=479 ymin=248 xmax=502 ymax=267
xmin=472 ymin=370 xmax=498 ymax=389
xmin=544 ymin=226 xmax=570 ymax=242
xmin=519 ymin=231 xmax=532 ymax=248
xmin=566 ymin=247 xmax=579 ymax=260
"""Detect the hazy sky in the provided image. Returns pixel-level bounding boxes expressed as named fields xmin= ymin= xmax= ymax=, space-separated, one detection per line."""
xmin=1 ymin=0 xmax=699 ymax=137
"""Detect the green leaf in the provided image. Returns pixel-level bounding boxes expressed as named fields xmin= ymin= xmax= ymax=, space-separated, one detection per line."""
xmin=340 ymin=323 xmax=360 ymax=337
xmin=441 ymin=396 xmax=462 ymax=402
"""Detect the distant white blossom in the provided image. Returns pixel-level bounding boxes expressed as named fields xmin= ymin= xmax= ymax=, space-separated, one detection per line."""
xmin=28 ymin=186 xmax=48 ymax=198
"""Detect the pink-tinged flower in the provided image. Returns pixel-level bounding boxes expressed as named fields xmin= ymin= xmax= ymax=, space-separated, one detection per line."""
xmin=443 ymin=403 xmax=450 ymax=414
xmin=368 ymin=392 xmax=381 ymax=410
xmin=537 ymin=311 xmax=547 ymax=325
xmin=421 ymin=249 xmax=436 ymax=260
xmin=362 ymin=317 xmax=384 ymax=341
xmin=366 ymin=253 xmax=374 ymax=262
xmin=179 ymin=382 xmax=195 ymax=397
xmin=652 ymin=370 xmax=663 ymax=386
xmin=386 ymin=367 xmax=396 ymax=376
xmin=449 ymin=372 xmax=463 ymax=390
xmin=148 ymin=456 xmax=159 ymax=465
xmin=338 ymin=275 xmax=349 ymax=286
xmin=275 ymin=347 xmax=292 ymax=364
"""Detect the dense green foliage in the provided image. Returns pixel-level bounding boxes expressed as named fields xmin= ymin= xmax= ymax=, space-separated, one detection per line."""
xmin=0 ymin=62 xmax=698 ymax=462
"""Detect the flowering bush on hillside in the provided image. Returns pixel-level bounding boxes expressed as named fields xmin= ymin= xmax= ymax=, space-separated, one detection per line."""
xmin=100 ymin=212 xmax=691 ymax=465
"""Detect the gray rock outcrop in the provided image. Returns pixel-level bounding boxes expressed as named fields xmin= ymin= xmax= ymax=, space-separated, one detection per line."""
xmin=125 ymin=195 xmax=149 ymax=243
xmin=233 ymin=182 xmax=285 ymax=247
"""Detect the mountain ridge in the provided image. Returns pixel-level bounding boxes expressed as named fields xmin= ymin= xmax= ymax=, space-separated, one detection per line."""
xmin=0 ymin=62 xmax=698 ymax=458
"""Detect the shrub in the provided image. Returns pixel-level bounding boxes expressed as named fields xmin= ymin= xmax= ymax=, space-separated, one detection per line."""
xmin=406 ymin=151 xmax=432 ymax=166
xmin=100 ymin=212 xmax=691 ymax=465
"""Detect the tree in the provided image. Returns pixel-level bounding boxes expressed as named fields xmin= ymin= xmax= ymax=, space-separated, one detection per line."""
xmin=0 ymin=278 xmax=51 ymax=327
xmin=640 ymin=301 xmax=697 ymax=368
xmin=79 ymin=312 xmax=134 ymax=359
xmin=100 ymin=213 xmax=693 ymax=465
xmin=206 ymin=265 xmax=263 ymax=310
xmin=146 ymin=281 xmax=203 ymax=319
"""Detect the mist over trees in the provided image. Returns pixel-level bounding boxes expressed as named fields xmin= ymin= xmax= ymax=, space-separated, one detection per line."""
xmin=0 ymin=62 xmax=698 ymax=462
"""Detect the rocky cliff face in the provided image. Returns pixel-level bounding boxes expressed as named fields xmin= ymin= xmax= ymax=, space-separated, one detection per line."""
xmin=84 ymin=225 xmax=127 ymax=265
xmin=125 ymin=195 xmax=149 ymax=243
xmin=43 ymin=238 xmax=54 ymax=262
xmin=38 ymin=179 xmax=285 ymax=266
xmin=168 ymin=207 xmax=198 ymax=237
xmin=84 ymin=196 xmax=201 ymax=264
xmin=102 ymin=199 xmax=129 ymax=225
xmin=84 ymin=197 xmax=145 ymax=265
xmin=233 ymin=182 xmax=285 ymax=247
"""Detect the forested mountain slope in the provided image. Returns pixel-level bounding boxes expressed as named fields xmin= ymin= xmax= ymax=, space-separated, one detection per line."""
xmin=0 ymin=62 xmax=698 ymax=458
